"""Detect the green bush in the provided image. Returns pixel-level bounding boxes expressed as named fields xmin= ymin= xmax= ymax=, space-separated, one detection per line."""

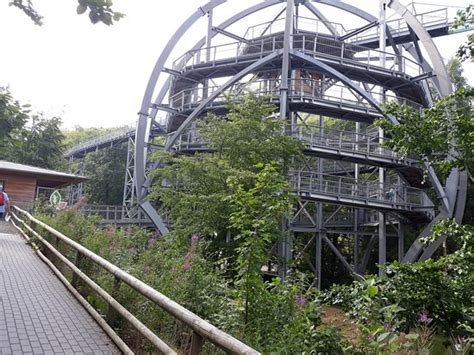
xmin=32 ymin=208 xmax=348 ymax=353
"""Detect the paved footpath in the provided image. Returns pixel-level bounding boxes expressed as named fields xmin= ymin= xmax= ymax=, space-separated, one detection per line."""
xmin=0 ymin=221 xmax=120 ymax=354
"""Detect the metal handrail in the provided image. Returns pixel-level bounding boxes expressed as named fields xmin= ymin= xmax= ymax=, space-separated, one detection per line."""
xmin=168 ymin=78 xmax=423 ymax=114
xmin=243 ymin=15 xmax=345 ymax=40
xmin=10 ymin=206 xmax=259 ymax=355
xmin=65 ymin=124 xmax=135 ymax=158
xmin=242 ymin=9 xmax=450 ymax=43
xmin=291 ymin=124 xmax=409 ymax=159
xmin=289 ymin=171 xmax=433 ymax=208
xmin=292 ymin=209 xmax=397 ymax=227
xmin=348 ymin=8 xmax=449 ymax=43
xmin=79 ymin=205 xmax=155 ymax=224
xmin=172 ymin=32 xmax=423 ymax=76
xmin=171 ymin=124 xmax=416 ymax=165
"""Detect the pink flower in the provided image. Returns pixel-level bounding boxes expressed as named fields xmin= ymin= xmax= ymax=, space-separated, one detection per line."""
xmin=295 ymin=295 xmax=306 ymax=306
xmin=418 ymin=311 xmax=432 ymax=324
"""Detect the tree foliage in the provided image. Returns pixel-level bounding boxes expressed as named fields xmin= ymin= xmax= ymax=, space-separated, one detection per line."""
xmin=63 ymin=126 xmax=129 ymax=205
xmin=321 ymin=220 xmax=474 ymax=339
xmin=452 ymin=5 xmax=474 ymax=62
xmin=9 ymin=0 xmax=124 ymax=26
xmin=0 ymin=87 xmax=64 ymax=169
xmin=150 ymin=93 xmax=303 ymax=251
xmin=11 ymin=115 xmax=65 ymax=169
xmin=378 ymin=87 xmax=474 ymax=180
xmin=0 ymin=87 xmax=30 ymax=155
xmin=83 ymin=144 xmax=127 ymax=205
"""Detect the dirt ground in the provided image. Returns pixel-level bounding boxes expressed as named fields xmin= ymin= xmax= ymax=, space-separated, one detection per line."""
xmin=321 ymin=305 xmax=359 ymax=343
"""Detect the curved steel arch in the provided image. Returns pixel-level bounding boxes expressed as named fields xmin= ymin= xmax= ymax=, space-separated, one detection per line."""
xmin=135 ymin=0 xmax=226 ymax=200
xmin=135 ymin=0 xmax=287 ymax=201
xmin=135 ymin=0 xmax=466 ymax=264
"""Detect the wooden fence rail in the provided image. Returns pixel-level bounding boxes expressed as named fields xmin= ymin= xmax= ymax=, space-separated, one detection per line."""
xmin=10 ymin=205 xmax=259 ymax=355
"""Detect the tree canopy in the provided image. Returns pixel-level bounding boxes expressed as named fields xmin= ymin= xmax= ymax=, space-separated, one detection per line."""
xmin=9 ymin=0 xmax=124 ymax=26
xmin=0 ymin=87 xmax=64 ymax=169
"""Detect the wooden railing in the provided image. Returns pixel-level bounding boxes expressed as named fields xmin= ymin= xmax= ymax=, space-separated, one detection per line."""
xmin=10 ymin=206 xmax=259 ymax=355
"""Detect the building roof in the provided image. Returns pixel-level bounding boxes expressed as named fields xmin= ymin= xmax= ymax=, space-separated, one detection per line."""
xmin=0 ymin=160 xmax=87 ymax=185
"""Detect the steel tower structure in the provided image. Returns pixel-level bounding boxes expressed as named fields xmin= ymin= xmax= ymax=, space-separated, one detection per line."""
xmin=132 ymin=0 xmax=467 ymax=283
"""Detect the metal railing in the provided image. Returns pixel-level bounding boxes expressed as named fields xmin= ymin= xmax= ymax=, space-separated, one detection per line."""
xmin=170 ymin=123 xmax=416 ymax=167
xmin=243 ymin=15 xmax=344 ymax=40
xmin=291 ymin=124 xmax=409 ymax=160
xmin=169 ymin=78 xmax=422 ymax=114
xmin=290 ymin=171 xmax=433 ymax=210
xmin=292 ymin=208 xmax=397 ymax=228
xmin=348 ymin=8 xmax=450 ymax=44
xmin=79 ymin=204 xmax=152 ymax=223
xmin=65 ymin=124 xmax=135 ymax=158
xmin=242 ymin=9 xmax=450 ymax=43
xmin=172 ymin=32 xmax=423 ymax=77
xmin=10 ymin=206 xmax=259 ymax=355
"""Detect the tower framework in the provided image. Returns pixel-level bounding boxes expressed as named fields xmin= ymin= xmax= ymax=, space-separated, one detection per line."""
xmin=133 ymin=0 xmax=468 ymax=282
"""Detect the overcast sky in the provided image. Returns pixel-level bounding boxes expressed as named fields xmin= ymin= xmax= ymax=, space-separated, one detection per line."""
xmin=0 ymin=0 xmax=471 ymax=129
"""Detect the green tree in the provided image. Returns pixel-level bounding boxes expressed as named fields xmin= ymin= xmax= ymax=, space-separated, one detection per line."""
xmin=83 ymin=144 xmax=127 ymax=205
xmin=0 ymin=87 xmax=30 ymax=159
xmin=378 ymin=87 xmax=473 ymax=181
xmin=452 ymin=5 xmax=474 ymax=62
xmin=11 ymin=115 xmax=65 ymax=169
xmin=150 ymin=94 xmax=303 ymax=255
xmin=63 ymin=125 xmax=129 ymax=205
xmin=63 ymin=126 xmax=112 ymax=149
xmin=228 ymin=162 xmax=293 ymax=328
xmin=9 ymin=0 xmax=124 ymax=26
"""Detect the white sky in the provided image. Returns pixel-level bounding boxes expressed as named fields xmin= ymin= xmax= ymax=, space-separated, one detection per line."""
xmin=0 ymin=0 xmax=472 ymax=129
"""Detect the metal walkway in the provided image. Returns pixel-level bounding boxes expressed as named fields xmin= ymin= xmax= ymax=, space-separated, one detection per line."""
xmin=164 ymin=78 xmax=423 ymax=132
xmin=0 ymin=222 xmax=120 ymax=355
xmin=65 ymin=125 xmax=135 ymax=159
xmin=290 ymin=171 xmax=434 ymax=221
xmin=171 ymin=124 xmax=420 ymax=169
xmin=171 ymin=34 xmax=427 ymax=104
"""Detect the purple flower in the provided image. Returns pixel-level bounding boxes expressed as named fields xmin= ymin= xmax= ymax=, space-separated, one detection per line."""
xmin=383 ymin=320 xmax=391 ymax=331
xmin=182 ymin=262 xmax=191 ymax=272
xmin=295 ymin=295 xmax=306 ymax=306
xmin=367 ymin=335 xmax=374 ymax=342
xmin=418 ymin=311 xmax=433 ymax=324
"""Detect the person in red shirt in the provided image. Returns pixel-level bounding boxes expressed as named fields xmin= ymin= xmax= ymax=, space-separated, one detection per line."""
xmin=0 ymin=187 xmax=10 ymax=220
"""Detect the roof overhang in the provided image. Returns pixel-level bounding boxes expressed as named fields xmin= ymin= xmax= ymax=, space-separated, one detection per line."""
xmin=0 ymin=160 xmax=88 ymax=187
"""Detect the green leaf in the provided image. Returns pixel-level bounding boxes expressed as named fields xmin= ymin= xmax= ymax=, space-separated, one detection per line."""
xmin=377 ymin=332 xmax=390 ymax=343
xmin=366 ymin=285 xmax=378 ymax=297
xmin=76 ymin=4 xmax=87 ymax=14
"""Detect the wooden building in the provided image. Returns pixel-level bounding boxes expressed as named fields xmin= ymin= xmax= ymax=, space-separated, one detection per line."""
xmin=0 ymin=160 xmax=87 ymax=209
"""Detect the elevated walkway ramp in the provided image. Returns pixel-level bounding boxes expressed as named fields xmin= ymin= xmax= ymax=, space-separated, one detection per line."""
xmin=0 ymin=221 xmax=119 ymax=354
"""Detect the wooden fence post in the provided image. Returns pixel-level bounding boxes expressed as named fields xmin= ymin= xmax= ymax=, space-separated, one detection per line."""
xmin=106 ymin=276 xmax=122 ymax=328
xmin=190 ymin=331 xmax=204 ymax=355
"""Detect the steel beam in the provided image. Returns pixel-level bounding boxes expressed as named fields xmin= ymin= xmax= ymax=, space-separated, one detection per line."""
xmin=164 ymin=51 xmax=282 ymax=151
xmin=212 ymin=27 xmax=251 ymax=44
